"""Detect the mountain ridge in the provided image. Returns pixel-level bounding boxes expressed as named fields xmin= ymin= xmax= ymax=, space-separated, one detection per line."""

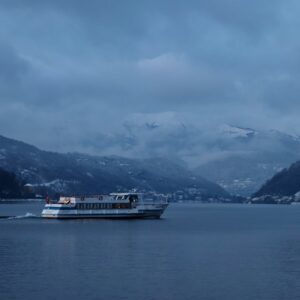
xmin=66 ymin=120 xmax=300 ymax=196
xmin=0 ymin=134 xmax=229 ymax=199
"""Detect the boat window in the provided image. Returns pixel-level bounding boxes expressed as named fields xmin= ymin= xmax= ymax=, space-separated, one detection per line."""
xmin=129 ymin=195 xmax=138 ymax=202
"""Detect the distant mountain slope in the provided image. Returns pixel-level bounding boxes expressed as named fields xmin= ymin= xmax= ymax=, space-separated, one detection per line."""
xmin=254 ymin=161 xmax=300 ymax=197
xmin=0 ymin=135 xmax=228 ymax=198
xmin=65 ymin=114 xmax=300 ymax=196
xmin=26 ymin=110 xmax=300 ymax=196
xmin=195 ymin=125 xmax=300 ymax=196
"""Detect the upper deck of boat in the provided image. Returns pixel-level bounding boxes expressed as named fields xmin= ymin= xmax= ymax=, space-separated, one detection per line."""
xmin=58 ymin=193 xmax=140 ymax=204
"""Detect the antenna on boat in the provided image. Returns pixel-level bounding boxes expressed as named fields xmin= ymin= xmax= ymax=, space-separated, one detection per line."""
xmin=45 ymin=195 xmax=51 ymax=204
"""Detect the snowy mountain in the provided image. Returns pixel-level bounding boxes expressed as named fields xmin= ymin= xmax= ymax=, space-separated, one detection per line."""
xmin=220 ymin=124 xmax=258 ymax=139
xmin=54 ymin=113 xmax=300 ymax=196
xmin=70 ymin=116 xmax=300 ymax=196
xmin=195 ymin=125 xmax=300 ymax=195
xmin=0 ymin=134 xmax=228 ymax=198
xmin=3 ymin=110 xmax=300 ymax=197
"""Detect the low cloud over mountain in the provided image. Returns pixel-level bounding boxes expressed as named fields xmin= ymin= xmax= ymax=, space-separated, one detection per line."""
xmin=25 ymin=111 xmax=297 ymax=196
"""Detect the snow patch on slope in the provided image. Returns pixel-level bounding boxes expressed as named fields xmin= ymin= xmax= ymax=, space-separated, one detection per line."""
xmin=220 ymin=124 xmax=258 ymax=138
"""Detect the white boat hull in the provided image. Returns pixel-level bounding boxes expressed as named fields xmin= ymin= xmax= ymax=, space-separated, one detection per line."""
xmin=41 ymin=205 xmax=168 ymax=219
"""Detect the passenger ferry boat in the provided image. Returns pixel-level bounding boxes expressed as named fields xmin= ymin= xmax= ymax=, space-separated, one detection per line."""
xmin=41 ymin=193 xmax=168 ymax=219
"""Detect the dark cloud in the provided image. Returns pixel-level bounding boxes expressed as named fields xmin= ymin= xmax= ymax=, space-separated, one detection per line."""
xmin=0 ymin=0 xmax=300 ymax=154
xmin=0 ymin=42 xmax=29 ymax=98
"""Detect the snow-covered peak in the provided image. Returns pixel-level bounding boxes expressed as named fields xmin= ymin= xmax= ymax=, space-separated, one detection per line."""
xmin=220 ymin=124 xmax=258 ymax=139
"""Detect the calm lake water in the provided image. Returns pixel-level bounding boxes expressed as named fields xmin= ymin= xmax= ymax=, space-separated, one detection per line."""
xmin=1 ymin=202 xmax=300 ymax=300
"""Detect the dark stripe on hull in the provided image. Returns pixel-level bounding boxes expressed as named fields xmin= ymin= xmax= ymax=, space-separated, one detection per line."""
xmin=42 ymin=214 xmax=163 ymax=219
xmin=42 ymin=211 xmax=164 ymax=219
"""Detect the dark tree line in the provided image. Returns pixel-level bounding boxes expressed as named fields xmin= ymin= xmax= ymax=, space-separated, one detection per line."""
xmin=0 ymin=168 xmax=33 ymax=199
xmin=254 ymin=161 xmax=300 ymax=197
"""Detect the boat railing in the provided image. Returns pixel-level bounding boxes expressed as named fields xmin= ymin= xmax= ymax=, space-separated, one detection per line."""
xmin=56 ymin=194 xmax=169 ymax=205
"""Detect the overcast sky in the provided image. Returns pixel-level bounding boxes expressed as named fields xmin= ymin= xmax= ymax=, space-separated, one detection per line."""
xmin=1 ymin=0 xmax=300 ymax=152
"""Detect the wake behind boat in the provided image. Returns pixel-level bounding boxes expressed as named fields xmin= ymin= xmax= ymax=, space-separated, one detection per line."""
xmin=41 ymin=193 xmax=168 ymax=219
